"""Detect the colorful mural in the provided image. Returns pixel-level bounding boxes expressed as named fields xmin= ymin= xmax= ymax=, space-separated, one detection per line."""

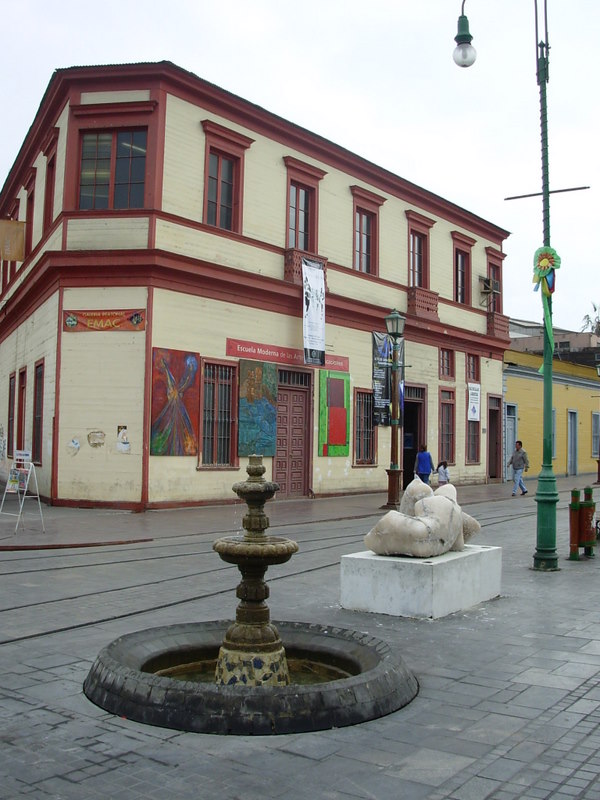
xmin=318 ymin=370 xmax=350 ymax=457
xmin=238 ymin=360 xmax=277 ymax=456
xmin=150 ymin=348 xmax=200 ymax=456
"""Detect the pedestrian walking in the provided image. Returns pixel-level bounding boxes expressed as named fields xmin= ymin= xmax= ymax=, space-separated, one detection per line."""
xmin=437 ymin=460 xmax=450 ymax=486
xmin=508 ymin=440 xmax=529 ymax=496
xmin=414 ymin=444 xmax=435 ymax=485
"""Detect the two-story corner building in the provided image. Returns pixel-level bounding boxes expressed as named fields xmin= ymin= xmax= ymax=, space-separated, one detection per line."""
xmin=0 ymin=61 xmax=510 ymax=510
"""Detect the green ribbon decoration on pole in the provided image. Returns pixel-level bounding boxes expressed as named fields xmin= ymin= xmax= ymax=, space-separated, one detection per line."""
xmin=532 ymin=246 xmax=560 ymax=359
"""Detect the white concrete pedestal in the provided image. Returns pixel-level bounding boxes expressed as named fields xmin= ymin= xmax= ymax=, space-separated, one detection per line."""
xmin=340 ymin=544 xmax=501 ymax=619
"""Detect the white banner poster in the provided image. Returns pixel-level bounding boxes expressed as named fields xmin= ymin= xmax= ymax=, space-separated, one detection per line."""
xmin=302 ymin=258 xmax=325 ymax=366
xmin=468 ymin=382 xmax=481 ymax=422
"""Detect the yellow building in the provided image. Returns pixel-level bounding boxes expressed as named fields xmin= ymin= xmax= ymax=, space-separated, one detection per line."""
xmin=504 ymin=350 xmax=600 ymax=478
xmin=0 ymin=62 xmax=511 ymax=510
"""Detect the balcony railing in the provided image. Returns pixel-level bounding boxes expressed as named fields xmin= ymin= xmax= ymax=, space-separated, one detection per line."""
xmin=407 ymin=286 xmax=439 ymax=320
xmin=284 ymin=249 xmax=328 ymax=289
xmin=487 ymin=311 xmax=510 ymax=340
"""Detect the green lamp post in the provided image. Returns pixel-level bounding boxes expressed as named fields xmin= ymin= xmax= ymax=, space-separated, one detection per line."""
xmin=454 ymin=0 xmax=559 ymax=570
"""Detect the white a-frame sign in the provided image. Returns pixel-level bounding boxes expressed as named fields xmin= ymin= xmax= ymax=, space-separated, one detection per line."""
xmin=0 ymin=450 xmax=45 ymax=534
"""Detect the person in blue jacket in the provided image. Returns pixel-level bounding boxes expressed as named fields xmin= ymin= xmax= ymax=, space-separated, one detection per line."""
xmin=414 ymin=444 xmax=435 ymax=485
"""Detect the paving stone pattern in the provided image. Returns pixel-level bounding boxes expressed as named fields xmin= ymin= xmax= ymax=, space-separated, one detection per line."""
xmin=1 ymin=478 xmax=600 ymax=799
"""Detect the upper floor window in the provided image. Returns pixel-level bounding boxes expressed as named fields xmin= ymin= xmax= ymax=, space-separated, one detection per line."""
xmin=466 ymin=353 xmax=480 ymax=382
xmin=202 ymin=120 xmax=253 ymax=235
xmin=455 ymin=250 xmax=468 ymax=303
xmin=451 ymin=231 xmax=476 ymax=305
xmin=284 ymin=157 xmax=326 ymax=254
xmin=354 ymin=209 xmax=373 ymax=273
xmin=440 ymin=348 xmax=455 ymax=380
xmin=406 ymin=210 xmax=435 ymax=288
xmin=207 ymin=152 xmax=235 ymax=230
xmin=79 ymin=129 xmax=147 ymax=210
xmin=351 ymin=185 xmax=385 ymax=276
xmin=43 ymin=127 xmax=59 ymax=233
xmin=289 ymin=182 xmax=311 ymax=250
xmin=24 ymin=169 xmax=36 ymax=258
xmin=486 ymin=247 xmax=505 ymax=314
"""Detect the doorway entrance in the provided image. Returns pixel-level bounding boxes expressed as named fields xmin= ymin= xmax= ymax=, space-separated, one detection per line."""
xmin=402 ymin=386 xmax=426 ymax=489
xmin=275 ymin=370 xmax=311 ymax=498
xmin=504 ymin=403 xmax=517 ymax=482
xmin=487 ymin=396 xmax=502 ymax=480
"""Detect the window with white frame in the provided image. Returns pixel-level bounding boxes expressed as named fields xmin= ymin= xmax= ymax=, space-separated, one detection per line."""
xmin=593 ymin=411 xmax=600 ymax=459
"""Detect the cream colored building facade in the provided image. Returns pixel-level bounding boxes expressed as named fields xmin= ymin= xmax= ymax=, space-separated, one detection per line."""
xmin=0 ymin=63 xmax=510 ymax=509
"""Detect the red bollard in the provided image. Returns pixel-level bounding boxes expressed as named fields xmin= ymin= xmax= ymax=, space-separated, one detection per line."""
xmin=569 ymin=489 xmax=581 ymax=560
xmin=580 ymin=487 xmax=596 ymax=558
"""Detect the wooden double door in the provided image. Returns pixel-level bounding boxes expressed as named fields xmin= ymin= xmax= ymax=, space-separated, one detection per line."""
xmin=274 ymin=370 xmax=311 ymax=498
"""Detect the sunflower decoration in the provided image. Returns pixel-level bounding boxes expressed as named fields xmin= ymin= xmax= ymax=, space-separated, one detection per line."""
xmin=532 ymin=246 xmax=561 ymax=296
xmin=532 ymin=246 xmax=561 ymax=359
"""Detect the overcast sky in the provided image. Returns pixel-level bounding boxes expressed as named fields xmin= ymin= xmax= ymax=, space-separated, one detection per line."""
xmin=1 ymin=0 xmax=597 ymax=332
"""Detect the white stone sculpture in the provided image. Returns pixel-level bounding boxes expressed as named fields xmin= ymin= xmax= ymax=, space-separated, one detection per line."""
xmin=364 ymin=478 xmax=481 ymax=558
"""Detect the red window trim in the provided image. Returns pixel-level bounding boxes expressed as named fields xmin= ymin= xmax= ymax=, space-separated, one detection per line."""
xmin=451 ymin=230 xmax=476 ymax=306
xmin=202 ymin=120 xmax=254 ymax=235
xmin=284 ymin=156 xmax=326 ymax=255
xmin=351 ymin=185 xmax=385 ymax=276
xmin=32 ymin=359 xmax=44 ymax=465
xmin=42 ymin=128 xmax=59 ymax=234
xmin=353 ymin=386 xmax=377 ymax=466
xmin=197 ymin=357 xmax=239 ymax=469
xmin=6 ymin=199 xmax=20 ymax=287
xmin=17 ymin=367 xmax=27 ymax=453
xmin=465 ymin=419 xmax=481 ymax=465
xmin=439 ymin=347 xmax=455 ymax=380
xmin=439 ymin=386 xmax=456 ymax=465
xmin=465 ymin=353 xmax=480 ymax=383
xmin=406 ymin=210 xmax=435 ymax=288
xmin=486 ymin=246 xmax=505 ymax=314
xmin=65 ymin=100 xmax=160 ymax=211
xmin=24 ymin=168 xmax=36 ymax=259
xmin=7 ymin=372 xmax=16 ymax=459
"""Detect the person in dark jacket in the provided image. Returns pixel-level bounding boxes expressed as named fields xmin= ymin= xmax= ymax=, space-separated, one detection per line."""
xmin=507 ymin=440 xmax=529 ymax=496
xmin=414 ymin=444 xmax=435 ymax=485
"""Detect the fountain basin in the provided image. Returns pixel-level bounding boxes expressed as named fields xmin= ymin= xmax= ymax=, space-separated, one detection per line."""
xmin=83 ymin=620 xmax=418 ymax=735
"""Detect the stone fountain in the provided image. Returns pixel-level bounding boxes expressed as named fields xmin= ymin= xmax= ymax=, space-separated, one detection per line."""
xmin=83 ymin=455 xmax=418 ymax=734
xmin=212 ymin=455 xmax=298 ymax=686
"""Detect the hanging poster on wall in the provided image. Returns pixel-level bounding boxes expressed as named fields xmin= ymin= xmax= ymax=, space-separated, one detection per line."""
xmin=468 ymin=382 xmax=481 ymax=421
xmin=302 ymin=258 xmax=325 ymax=366
xmin=150 ymin=348 xmax=200 ymax=456
xmin=372 ymin=332 xmax=405 ymax=426
xmin=238 ymin=361 xmax=277 ymax=457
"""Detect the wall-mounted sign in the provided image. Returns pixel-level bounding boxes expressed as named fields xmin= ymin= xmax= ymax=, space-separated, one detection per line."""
xmin=468 ymin=382 xmax=481 ymax=422
xmin=226 ymin=339 xmax=348 ymax=372
xmin=63 ymin=309 xmax=146 ymax=332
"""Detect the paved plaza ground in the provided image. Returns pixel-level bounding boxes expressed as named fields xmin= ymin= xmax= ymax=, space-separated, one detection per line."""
xmin=1 ymin=475 xmax=600 ymax=800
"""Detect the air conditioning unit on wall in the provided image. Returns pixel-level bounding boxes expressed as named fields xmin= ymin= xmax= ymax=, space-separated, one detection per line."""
xmin=480 ymin=276 xmax=500 ymax=294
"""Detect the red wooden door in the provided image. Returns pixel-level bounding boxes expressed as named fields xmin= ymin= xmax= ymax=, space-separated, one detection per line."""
xmin=275 ymin=386 xmax=309 ymax=497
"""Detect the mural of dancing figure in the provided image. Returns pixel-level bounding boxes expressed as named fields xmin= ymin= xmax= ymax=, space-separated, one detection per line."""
xmin=150 ymin=349 xmax=199 ymax=456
